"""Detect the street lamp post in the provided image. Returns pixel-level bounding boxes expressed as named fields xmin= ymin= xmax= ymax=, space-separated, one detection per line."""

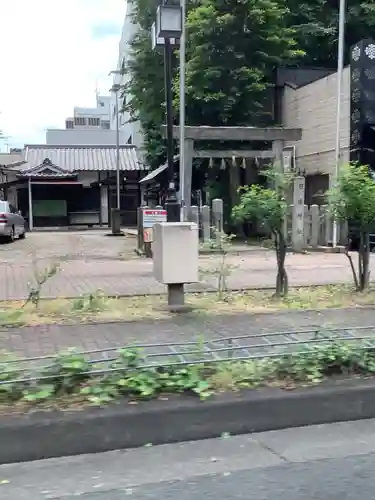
xmin=179 ymin=0 xmax=186 ymax=220
xmin=332 ymin=0 xmax=346 ymax=248
xmin=164 ymin=37 xmax=180 ymax=222
xmin=153 ymin=2 xmax=187 ymax=309
xmin=109 ymin=70 xmax=123 ymax=234
xmin=154 ymin=2 xmax=183 ymax=223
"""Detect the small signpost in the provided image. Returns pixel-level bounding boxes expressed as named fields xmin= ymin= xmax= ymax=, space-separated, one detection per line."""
xmin=139 ymin=207 xmax=167 ymax=257
xmin=142 ymin=208 xmax=167 ymax=229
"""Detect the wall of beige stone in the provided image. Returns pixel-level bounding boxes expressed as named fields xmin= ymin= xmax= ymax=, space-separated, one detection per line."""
xmin=282 ymin=67 xmax=350 ymax=178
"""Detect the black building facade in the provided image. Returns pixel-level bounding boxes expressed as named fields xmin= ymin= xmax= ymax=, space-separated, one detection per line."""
xmin=350 ymin=39 xmax=375 ymax=168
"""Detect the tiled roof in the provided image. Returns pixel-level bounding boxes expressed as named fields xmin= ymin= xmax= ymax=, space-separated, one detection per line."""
xmin=22 ymin=172 xmax=76 ymax=178
xmin=0 ymin=153 xmax=24 ymax=167
xmin=17 ymin=158 xmax=76 ymax=178
xmin=15 ymin=145 xmax=144 ymax=172
xmin=0 ymin=161 xmax=27 ymax=171
xmin=139 ymin=155 xmax=179 ymax=184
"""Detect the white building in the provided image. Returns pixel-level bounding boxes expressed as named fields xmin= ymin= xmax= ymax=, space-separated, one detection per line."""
xmin=46 ymin=93 xmax=126 ymax=146
xmin=111 ymin=0 xmax=144 ymax=154
xmin=0 ymin=144 xmax=145 ymax=229
xmin=67 ymin=94 xmax=112 ymax=130
xmin=281 ymin=67 xmax=350 ymax=203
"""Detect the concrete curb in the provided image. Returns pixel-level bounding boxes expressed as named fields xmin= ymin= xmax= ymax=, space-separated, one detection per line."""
xmin=1 ymin=378 xmax=375 ymax=464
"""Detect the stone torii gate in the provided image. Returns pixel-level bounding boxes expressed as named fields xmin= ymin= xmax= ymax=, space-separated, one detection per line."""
xmin=162 ymin=125 xmax=303 ymax=211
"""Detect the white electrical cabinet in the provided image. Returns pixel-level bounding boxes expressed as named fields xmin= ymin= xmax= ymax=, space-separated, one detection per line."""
xmin=153 ymin=222 xmax=199 ymax=284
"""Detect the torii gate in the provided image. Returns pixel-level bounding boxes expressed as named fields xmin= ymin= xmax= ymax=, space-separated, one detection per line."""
xmin=162 ymin=125 xmax=303 ymax=211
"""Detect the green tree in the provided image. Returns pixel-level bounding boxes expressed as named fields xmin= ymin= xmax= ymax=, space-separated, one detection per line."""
xmin=126 ymin=0 xmax=305 ymax=167
xmin=125 ymin=0 xmax=375 ymax=168
xmin=182 ymin=0 xmax=304 ymax=127
xmin=286 ymin=0 xmax=375 ymax=68
xmin=328 ymin=164 xmax=375 ymax=291
xmin=122 ymin=0 xmax=167 ymax=169
xmin=232 ymin=166 xmax=292 ymax=296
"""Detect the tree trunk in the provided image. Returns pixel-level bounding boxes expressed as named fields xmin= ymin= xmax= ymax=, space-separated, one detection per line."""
xmin=274 ymin=230 xmax=288 ymax=297
xmin=358 ymin=231 xmax=370 ymax=291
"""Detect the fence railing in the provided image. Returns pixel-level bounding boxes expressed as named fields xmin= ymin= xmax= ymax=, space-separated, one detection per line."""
xmin=140 ymin=199 xmax=346 ymax=249
xmin=186 ymin=201 xmax=347 ymax=248
xmin=1 ymin=326 xmax=375 ymax=386
xmin=285 ymin=204 xmax=348 ymax=248
xmin=186 ymin=198 xmax=224 ymax=243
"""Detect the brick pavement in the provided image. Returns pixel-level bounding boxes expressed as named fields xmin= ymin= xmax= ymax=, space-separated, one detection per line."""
xmin=2 ymin=248 xmax=375 ymax=301
xmin=0 ymin=231 xmax=374 ymax=300
xmin=1 ymin=308 xmax=375 ymax=358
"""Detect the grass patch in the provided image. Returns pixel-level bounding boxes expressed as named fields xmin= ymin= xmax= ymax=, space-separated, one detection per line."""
xmin=1 ymin=340 xmax=375 ymax=411
xmin=0 ymin=309 xmax=26 ymax=327
xmin=0 ymin=284 xmax=374 ymax=327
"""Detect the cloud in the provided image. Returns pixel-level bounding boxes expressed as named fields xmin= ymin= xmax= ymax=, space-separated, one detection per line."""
xmin=0 ymin=0 xmax=125 ymax=148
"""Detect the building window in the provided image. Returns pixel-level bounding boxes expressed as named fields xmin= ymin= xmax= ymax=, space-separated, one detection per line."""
xmin=88 ymin=117 xmax=100 ymax=126
xmin=66 ymin=120 xmax=74 ymax=129
xmin=99 ymin=101 xmax=105 ymax=107
xmin=74 ymin=117 xmax=86 ymax=126
xmin=127 ymin=135 xmax=132 ymax=144
xmin=101 ymin=120 xmax=110 ymax=130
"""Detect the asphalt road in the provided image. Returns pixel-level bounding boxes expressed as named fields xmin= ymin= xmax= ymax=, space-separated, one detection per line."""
xmin=3 ymin=419 xmax=375 ymax=499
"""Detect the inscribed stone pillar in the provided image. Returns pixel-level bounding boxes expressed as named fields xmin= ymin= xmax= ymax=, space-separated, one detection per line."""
xmin=212 ymin=198 xmax=224 ymax=235
xmin=201 ymin=205 xmax=211 ymax=242
xmin=292 ymin=177 xmax=305 ymax=251
xmin=189 ymin=205 xmax=199 ymax=228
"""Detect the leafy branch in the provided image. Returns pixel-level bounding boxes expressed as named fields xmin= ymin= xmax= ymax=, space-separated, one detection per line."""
xmin=200 ymin=232 xmax=236 ymax=299
xmin=328 ymin=164 xmax=375 ymax=291
xmin=2 ymin=340 xmax=375 ymax=406
xmin=232 ymin=166 xmax=293 ymax=297
xmin=24 ymin=261 xmax=60 ymax=309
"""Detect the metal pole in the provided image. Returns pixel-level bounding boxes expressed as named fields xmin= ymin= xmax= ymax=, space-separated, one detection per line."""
xmin=164 ymin=38 xmax=180 ymax=222
xmin=28 ymin=177 xmax=33 ymax=232
xmin=332 ymin=0 xmax=346 ymax=248
xmin=164 ymin=36 xmax=184 ymax=309
xmin=115 ymin=90 xmax=120 ymax=210
xmin=179 ymin=0 xmax=186 ymax=219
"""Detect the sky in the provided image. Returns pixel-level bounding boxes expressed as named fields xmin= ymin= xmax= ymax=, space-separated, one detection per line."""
xmin=0 ymin=0 xmax=125 ymax=149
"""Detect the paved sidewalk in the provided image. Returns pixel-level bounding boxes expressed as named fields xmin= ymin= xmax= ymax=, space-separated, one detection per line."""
xmin=1 ymin=308 xmax=375 ymax=358
xmin=1 ymin=232 xmax=374 ymax=300
xmin=2 ymin=251 xmax=375 ymax=300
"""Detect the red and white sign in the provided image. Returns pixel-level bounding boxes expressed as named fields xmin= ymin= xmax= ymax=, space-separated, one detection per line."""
xmin=142 ymin=208 xmax=167 ymax=228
